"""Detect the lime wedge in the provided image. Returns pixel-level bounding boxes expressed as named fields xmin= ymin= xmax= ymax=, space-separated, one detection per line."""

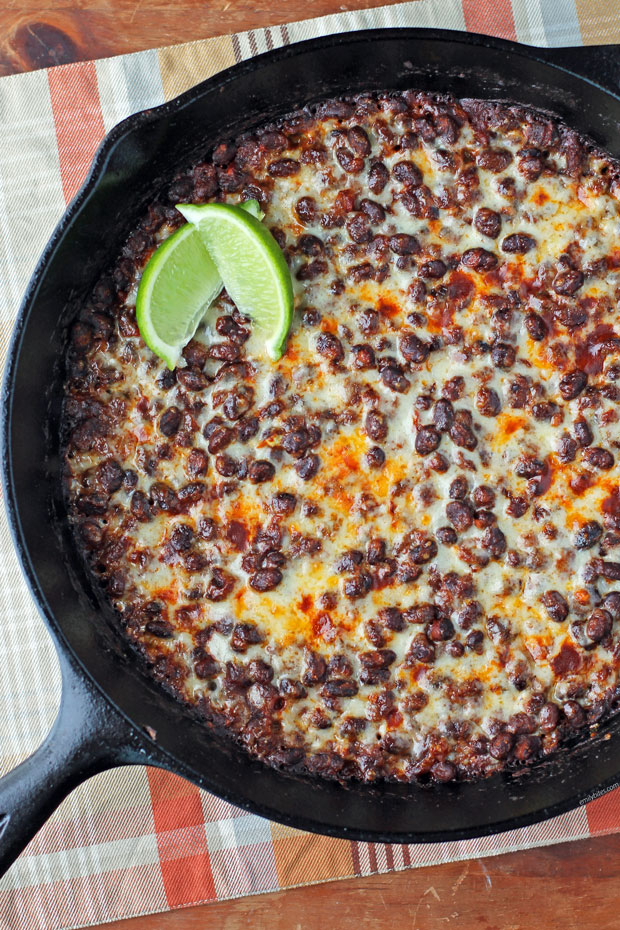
xmin=177 ymin=202 xmax=294 ymax=360
xmin=136 ymin=200 xmax=263 ymax=369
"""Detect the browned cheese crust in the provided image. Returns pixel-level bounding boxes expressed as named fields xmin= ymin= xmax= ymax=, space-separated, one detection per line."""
xmin=63 ymin=92 xmax=620 ymax=784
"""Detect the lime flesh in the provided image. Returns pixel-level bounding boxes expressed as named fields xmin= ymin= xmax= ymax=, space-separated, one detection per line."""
xmin=177 ymin=202 xmax=294 ymax=360
xmin=135 ymin=200 xmax=263 ymax=369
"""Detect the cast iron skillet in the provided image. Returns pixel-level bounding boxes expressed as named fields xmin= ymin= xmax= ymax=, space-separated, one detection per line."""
xmin=2 ymin=27 xmax=620 ymax=877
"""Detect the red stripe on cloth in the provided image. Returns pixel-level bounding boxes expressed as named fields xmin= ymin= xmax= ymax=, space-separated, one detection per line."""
xmin=47 ymin=61 xmax=106 ymax=205
xmin=160 ymin=854 xmax=216 ymax=907
xmin=368 ymin=842 xmax=378 ymax=873
xmin=462 ymin=0 xmax=517 ymax=41
xmin=586 ymin=786 xmax=620 ymax=835
xmin=147 ymin=768 xmax=217 ymax=907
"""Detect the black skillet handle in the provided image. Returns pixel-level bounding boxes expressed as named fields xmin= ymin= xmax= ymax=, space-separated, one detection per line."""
xmin=537 ymin=44 xmax=620 ymax=97
xmin=0 ymin=649 xmax=154 ymax=876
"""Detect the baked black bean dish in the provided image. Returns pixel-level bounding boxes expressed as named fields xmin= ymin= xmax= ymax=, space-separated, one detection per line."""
xmin=63 ymin=91 xmax=620 ymax=784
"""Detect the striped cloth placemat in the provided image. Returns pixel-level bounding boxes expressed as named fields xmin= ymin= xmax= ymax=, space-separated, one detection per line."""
xmin=1 ymin=1 xmax=620 ymax=927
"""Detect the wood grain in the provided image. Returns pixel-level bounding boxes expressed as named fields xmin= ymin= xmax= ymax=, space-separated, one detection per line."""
xmin=0 ymin=0 xmax=406 ymax=76
xmin=4 ymin=2 xmax=619 ymax=929
xmin=99 ymin=834 xmax=620 ymax=930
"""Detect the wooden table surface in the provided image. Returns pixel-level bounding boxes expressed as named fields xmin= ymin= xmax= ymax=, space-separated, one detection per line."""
xmin=2 ymin=2 xmax=619 ymax=927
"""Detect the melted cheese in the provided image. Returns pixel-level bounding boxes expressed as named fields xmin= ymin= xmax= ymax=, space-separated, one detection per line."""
xmin=64 ymin=94 xmax=620 ymax=781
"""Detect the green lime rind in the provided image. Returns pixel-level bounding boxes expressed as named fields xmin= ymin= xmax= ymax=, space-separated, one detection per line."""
xmin=177 ymin=202 xmax=294 ymax=360
xmin=135 ymin=200 xmax=265 ymax=370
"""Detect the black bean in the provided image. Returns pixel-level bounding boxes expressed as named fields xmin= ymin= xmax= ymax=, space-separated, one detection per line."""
xmin=170 ymin=523 xmax=193 ymax=551
xmin=336 ymin=147 xmax=364 ymax=173
xmin=248 ymin=460 xmax=275 ymax=483
xmin=491 ymin=342 xmax=516 ymax=369
xmin=554 ymin=304 xmax=588 ymax=328
xmin=563 ymin=700 xmax=586 ymax=728
xmin=602 ymin=592 xmax=620 ymax=618
xmin=366 ymin=446 xmax=385 ymax=468
xmin=419 ymin=259 xmax=446 ymax=279
xmin=249 ymin=568 xmax=282 ymax=591
xmin=347 ymin=125 xmax=371 ymax=155
xmin=159 ymin=407 xmax=182 ymax=437
xmin=296 ymin=454 xmax=320 ymax=480
xmin=408 ymin=632 xmax=435 ymax=664
xmin=574 ymin=418 xmax=593 ymax=447
xmin=359 ymin=199 xmax=385 ymax=224
xmin=428 ymin=617 xmax=455 ymax=641
xmin=477 ymin=148 xmax=513 ymax=172
xmin=298 ymin=234 xmax=323 ymax=255
xmin=344 ymin=571 xmax=372 ymax=599
xmin=195 ymin=652 xmax=220 ymax=679
xmin=482 ymin=527 xmax=506 ymax=557
xmin=389 ymin=233 xmax=420 ymax=256
xmin=474 ymin=207 xmax=501 ymax=238
xmin=381 ymin=365 xmax=410 ymax=393
xmin=443 ymin=377 xmax=465 ymax=400
xmin=437 ymin=526 xmax=457 ymax=545
xmin=351 ymin=344 xmax=376 ymax=369
xmin=206 ymin=424 xmax=234 ymax=454
xmin=368 ymin=160 xmax=389 ymax=194
xmin=415 ymin=425 xmax=441 ymax=455
xmin=598 ymin=561 xmax=620 ymax=581
xmin=502 ymin=233 xmax=537 ymax=254
xmin=237 ymin=417 xmax=259 ymax=443
xmin=405 ymin=604 xmax=435 ymax=625
xmin=130 ymin=490 xmax=151 ymax=522
xmin=322 ymin=679 xmax=359 ymax=698
xmin=553 ymin=269 xmax=584 ymax=296
xmin=80 ymin=519 xmax=103 ymax=547
xmin=358 ymin=308 xmax=379 ymax=334
xmin=540 ymin=590 xmax=569 ymax=622
xmin=515 ymin=456 xmax=545 ymax=478
xmin=279 ymin=678 xmax=308 ymax=699
xmin=392 ymin=160 xmax=422 ymax=186
xmin=295 ymin=196 xmax=318 ymax=225
xmin=282 ymin=428 xmax=312 ymax=458
xmin=346 ymin=212 xmax=372 ymax=243
xmin=473 ymin=485 xmax=495 ymax=508
xmin=268 ymin=158 xmax=300 ymax=177
xmin=97 ymin=459 xmax=124 ymax=493
xmin=449 ymin=476 xmax=468 ymax=499
xmin=557 ymin=433 xmax=578 ymax=463
xmin=365 ymin=410 xmax=388 ymax=442
xmin=410 ymin=537 xmax=438 ymax=563
xmin=433 ymin=399 xmax=454 ymax=432
xmin=524 ymin=312 xmax=547 ymax=341
xmin=586 ymin=608 xmax=613 ymax=642
xmin=209 ymin=342 xmax=240 ymax=361
xmin=559 ymin=369 xmax=587 ymax=400
xmin=177 ymin=369 xmax=208 ymax=391
xmin=476 ymin=387 xmax=501 ymax=417
xmin=316 ymin=332 xmax=344 ymax=362
xmin=431 ymin=761 xmax=456 ymax=783
xmin=215 ymin=454 xmax=237 ymax=477
xmin=539 ymin=702 xmax=560 ymax=732
xmin=446 ymin=500 xmax=475 ymax=531
xmin=449 ymin=416 xmax=477 ymax=450
xmin=145 ymin=618 xmax=174 ymax=638
xmin=465 ymin=630 xmax=484 ymax=653
xmin=583 ymin=447 xmax=614 ymax=470
xmin=399 ymin=331 xmax=430 ymax=363
xmin=575 ymin=520 xmax=603 ymax=550
xmin=461 ymin=248 xmax=498 ymax=271
xmin=513 ymin=735 xmax=541 ymax=762
xmin=489 ymin=732 xmax=513 ymax=760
